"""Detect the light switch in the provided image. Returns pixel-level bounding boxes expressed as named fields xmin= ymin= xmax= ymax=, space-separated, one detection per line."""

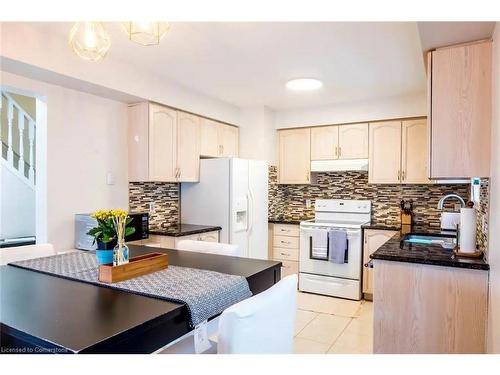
xmin=106 ymin=172 xmax=115 ymax=185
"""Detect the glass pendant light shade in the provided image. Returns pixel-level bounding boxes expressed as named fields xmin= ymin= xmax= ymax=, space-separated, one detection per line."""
xmin=68 ymin=22 xmax=111 ymax=62
xmin=123 ymin=22 xmax=170 ymax=46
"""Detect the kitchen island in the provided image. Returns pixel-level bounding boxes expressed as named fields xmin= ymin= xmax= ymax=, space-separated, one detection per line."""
xmin=0 ymin=245 xmax=281 ymax=354
xmin=370 ymin=229 xmax=489 ymax=354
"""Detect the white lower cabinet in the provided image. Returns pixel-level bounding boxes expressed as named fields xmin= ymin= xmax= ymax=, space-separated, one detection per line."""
xmin=140 ymin=231 xmax=220 ymax=250
xmin=270 ymin=223 xmax=300 ymax=278
xmin=362 ymin=229 xmax=398 ymax=297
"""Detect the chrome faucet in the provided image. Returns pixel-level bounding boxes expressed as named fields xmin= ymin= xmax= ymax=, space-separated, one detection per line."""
xmin=437 ymin=194 xmax=466 ymax=210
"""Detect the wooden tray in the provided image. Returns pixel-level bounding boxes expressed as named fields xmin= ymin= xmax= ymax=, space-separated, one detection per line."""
xmin=99 ymin=252 xmax=168 ymax=283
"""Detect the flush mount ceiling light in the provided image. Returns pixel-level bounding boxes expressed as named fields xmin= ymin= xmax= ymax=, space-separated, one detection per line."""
xmin=68 ymin=22 xmax=111 ymax=62
xmin=286 ymin=78 xmax=323 ymax=91
xmin=122 ymin=22 xmax=170 ymax=46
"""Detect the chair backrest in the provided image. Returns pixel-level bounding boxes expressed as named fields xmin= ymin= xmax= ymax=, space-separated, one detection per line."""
xmin=217 ymin=274 xmax=298 ymax=354
xmin=176 ymin=240 xmax=240 ymax=257
xmin=0 ymin=244 xmax=55 ymax=265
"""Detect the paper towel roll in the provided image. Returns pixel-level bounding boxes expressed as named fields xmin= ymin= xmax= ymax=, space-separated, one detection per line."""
xmin=459 ymin=208 xmax=477 ymax=253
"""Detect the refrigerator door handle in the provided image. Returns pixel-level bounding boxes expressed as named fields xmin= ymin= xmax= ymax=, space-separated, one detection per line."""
xmin=247 ymin=190 xmax=254 ymax=234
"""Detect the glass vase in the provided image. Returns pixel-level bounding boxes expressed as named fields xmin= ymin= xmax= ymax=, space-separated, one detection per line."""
xmin=113 ymin=242 xmax=129 ymax=266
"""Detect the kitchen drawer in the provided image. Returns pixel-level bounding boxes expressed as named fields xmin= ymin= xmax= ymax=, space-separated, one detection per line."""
xmin=273 ymin=224 xmax=299 ymax=237
xmin=273 ymin=235 xmax=299 ymax=249
xmin=281 ymin=260 xmax=299 ymax=277
xmin=175 ymin=231 xmax=220 ymax=247
xmin=174 ymin=233 xmax=201 ymax=247
xmin=273 ymin=246 xmax=299 ymax=261
xmin=146 ymin=235 xmax=175 ymax=249
xmin=198 ymin=231 xmax=219 ymax=242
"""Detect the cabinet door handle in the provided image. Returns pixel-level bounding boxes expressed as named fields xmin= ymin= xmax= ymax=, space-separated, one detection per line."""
xmin=306 ymin=171 xmax=310 ymax=182
xmin=280 ymin=240 xmax=290 ymax=244
xmin=402 ymin=170 xmax=405 ymax=181
xmin=335 ymin=146 xmax=338 ymax=157
xmin=339 ymin=146 xmax=342 ymax=157
xmin=397 ymin=170 xmax=401 ymax=182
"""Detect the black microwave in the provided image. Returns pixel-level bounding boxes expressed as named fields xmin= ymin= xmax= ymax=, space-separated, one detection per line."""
xmin=126 ymin=212 xmax=150 ymax=242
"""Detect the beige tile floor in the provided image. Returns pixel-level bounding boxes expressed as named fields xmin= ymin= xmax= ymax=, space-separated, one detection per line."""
xmin=293 ymin=292 xmax=373 ymax=354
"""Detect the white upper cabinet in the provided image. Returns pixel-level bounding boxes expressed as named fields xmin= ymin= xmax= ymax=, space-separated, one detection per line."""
xmin=429 ymin=40 xmax=492 ymax=178
xmin=369 ymin=121 xmax=402 ymax=184
xmin=199 ymin=118 xmax=219 ymax=157
xmin=369 ymin=118 xmax=430 ymax=184
xmin=278 ymin=128 xmax=311 ymax=184
xmin=177 ymin=112 xmax=200 ymax=182
xmin=128 ymin=102 xmax=150 ymax=182
xmin=217 ymin=123 xmax=239 ymax=157
xmin=199 ymin=120 xmax=239 ymax=158
xmin=311 ymin=126 xmax=338 ymax=160
xmin=128 ymin=102 xmax=201 ymax=182
xmin=149 ymin=104 xmax=177 ymax=182
xmin=338 ymin=123 xmax=368 ymax=159
xmin=401 ymin=119 xmax=431 ymax=184
xmin=310 ymin=123 xmax=368 ymax=161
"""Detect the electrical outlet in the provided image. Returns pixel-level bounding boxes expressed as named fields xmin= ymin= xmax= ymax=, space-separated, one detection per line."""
xmin=149 ymin=202 xmax=156 ymax=213
xmin=306 ymin=199 xmax=312 ymax=208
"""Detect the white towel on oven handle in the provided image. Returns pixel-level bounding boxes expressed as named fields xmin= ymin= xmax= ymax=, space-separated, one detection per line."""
xmin=310 ymin=228 xmax=328 ymax=259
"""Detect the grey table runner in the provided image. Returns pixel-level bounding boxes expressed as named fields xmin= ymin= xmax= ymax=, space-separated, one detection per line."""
xmin=10 ymin=252 xmax=252 ymax=327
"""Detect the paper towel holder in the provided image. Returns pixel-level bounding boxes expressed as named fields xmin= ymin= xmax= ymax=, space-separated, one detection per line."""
xmin=453 ymin=217 xmax=483 ymax=258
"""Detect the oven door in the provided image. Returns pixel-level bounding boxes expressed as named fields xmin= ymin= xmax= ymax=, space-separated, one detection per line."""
xmin=299 ymin=226 xmax=362 ymax=280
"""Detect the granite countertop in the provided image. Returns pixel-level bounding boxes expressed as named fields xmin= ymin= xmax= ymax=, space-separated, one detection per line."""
xmin=362 ymin=222 xmax=402 ymax=231
xmin=370 ymin=228 xmax=489 ymax=271
xmin=268 ymin=217 xmax=312 ymax=225
xmin=362 ymin=222 xmax=446 ymax=232
xmin=148 ymin=224 xmax=222 ymax=237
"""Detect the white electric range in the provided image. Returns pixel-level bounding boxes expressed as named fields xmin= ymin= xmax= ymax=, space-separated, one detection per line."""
xmin=299 ymin=199 xmax=371 ymax=300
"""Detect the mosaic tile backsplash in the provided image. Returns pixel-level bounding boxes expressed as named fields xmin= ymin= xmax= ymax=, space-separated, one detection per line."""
xmin=129 ymin=182 xmax=180 ymax=230
xmin=268 ymin=166 xmax=489 ymax=253
xmin=128 ymin=167 xmax=489 ymax=254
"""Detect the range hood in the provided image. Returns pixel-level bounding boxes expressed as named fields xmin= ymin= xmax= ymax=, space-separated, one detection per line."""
xmin=311 ymin=159 xmax=369 ymax=172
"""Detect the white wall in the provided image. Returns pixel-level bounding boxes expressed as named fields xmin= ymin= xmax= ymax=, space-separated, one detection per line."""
xmin=274 ymin=92 xmax=426 ymax=128
xmin=238 ymin=107 xmax=277 ymax=165
xmin=0 ymin=22 xmax=241 ymax=125
xmin=0 ymin=163 xmax=35 ymax=239
xmin=1 ymin=71 xmax=129 ymax=251
xmin=488 ymin=22 xmax=500 ymax=354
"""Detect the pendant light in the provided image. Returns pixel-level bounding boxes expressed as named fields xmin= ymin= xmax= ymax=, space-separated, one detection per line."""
xmin=122 ymin=22 xmax=170 ymax=46
xmin=68 ymin=22 xmax=111 ymax=62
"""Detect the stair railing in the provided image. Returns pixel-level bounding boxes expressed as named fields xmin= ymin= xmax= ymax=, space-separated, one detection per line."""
xmin=1 ymin=91 xmax=36 ymax=184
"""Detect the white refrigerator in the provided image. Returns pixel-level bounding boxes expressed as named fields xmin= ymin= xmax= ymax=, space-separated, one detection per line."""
xmin=181 ymin=158 xmax=269 ymax=259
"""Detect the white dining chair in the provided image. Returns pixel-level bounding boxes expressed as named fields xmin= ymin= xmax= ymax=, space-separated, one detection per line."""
xmin=176 ymin=240 xmax=240 ymax=257
xmin=0 ymin=243 xmax=55 ymax=265
xmin=160 ymin=274 xmax=298 ymax=354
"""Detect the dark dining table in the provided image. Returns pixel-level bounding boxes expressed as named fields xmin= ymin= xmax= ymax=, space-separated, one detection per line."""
xmin=0 ymin=245 xmax=282 ymax=354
